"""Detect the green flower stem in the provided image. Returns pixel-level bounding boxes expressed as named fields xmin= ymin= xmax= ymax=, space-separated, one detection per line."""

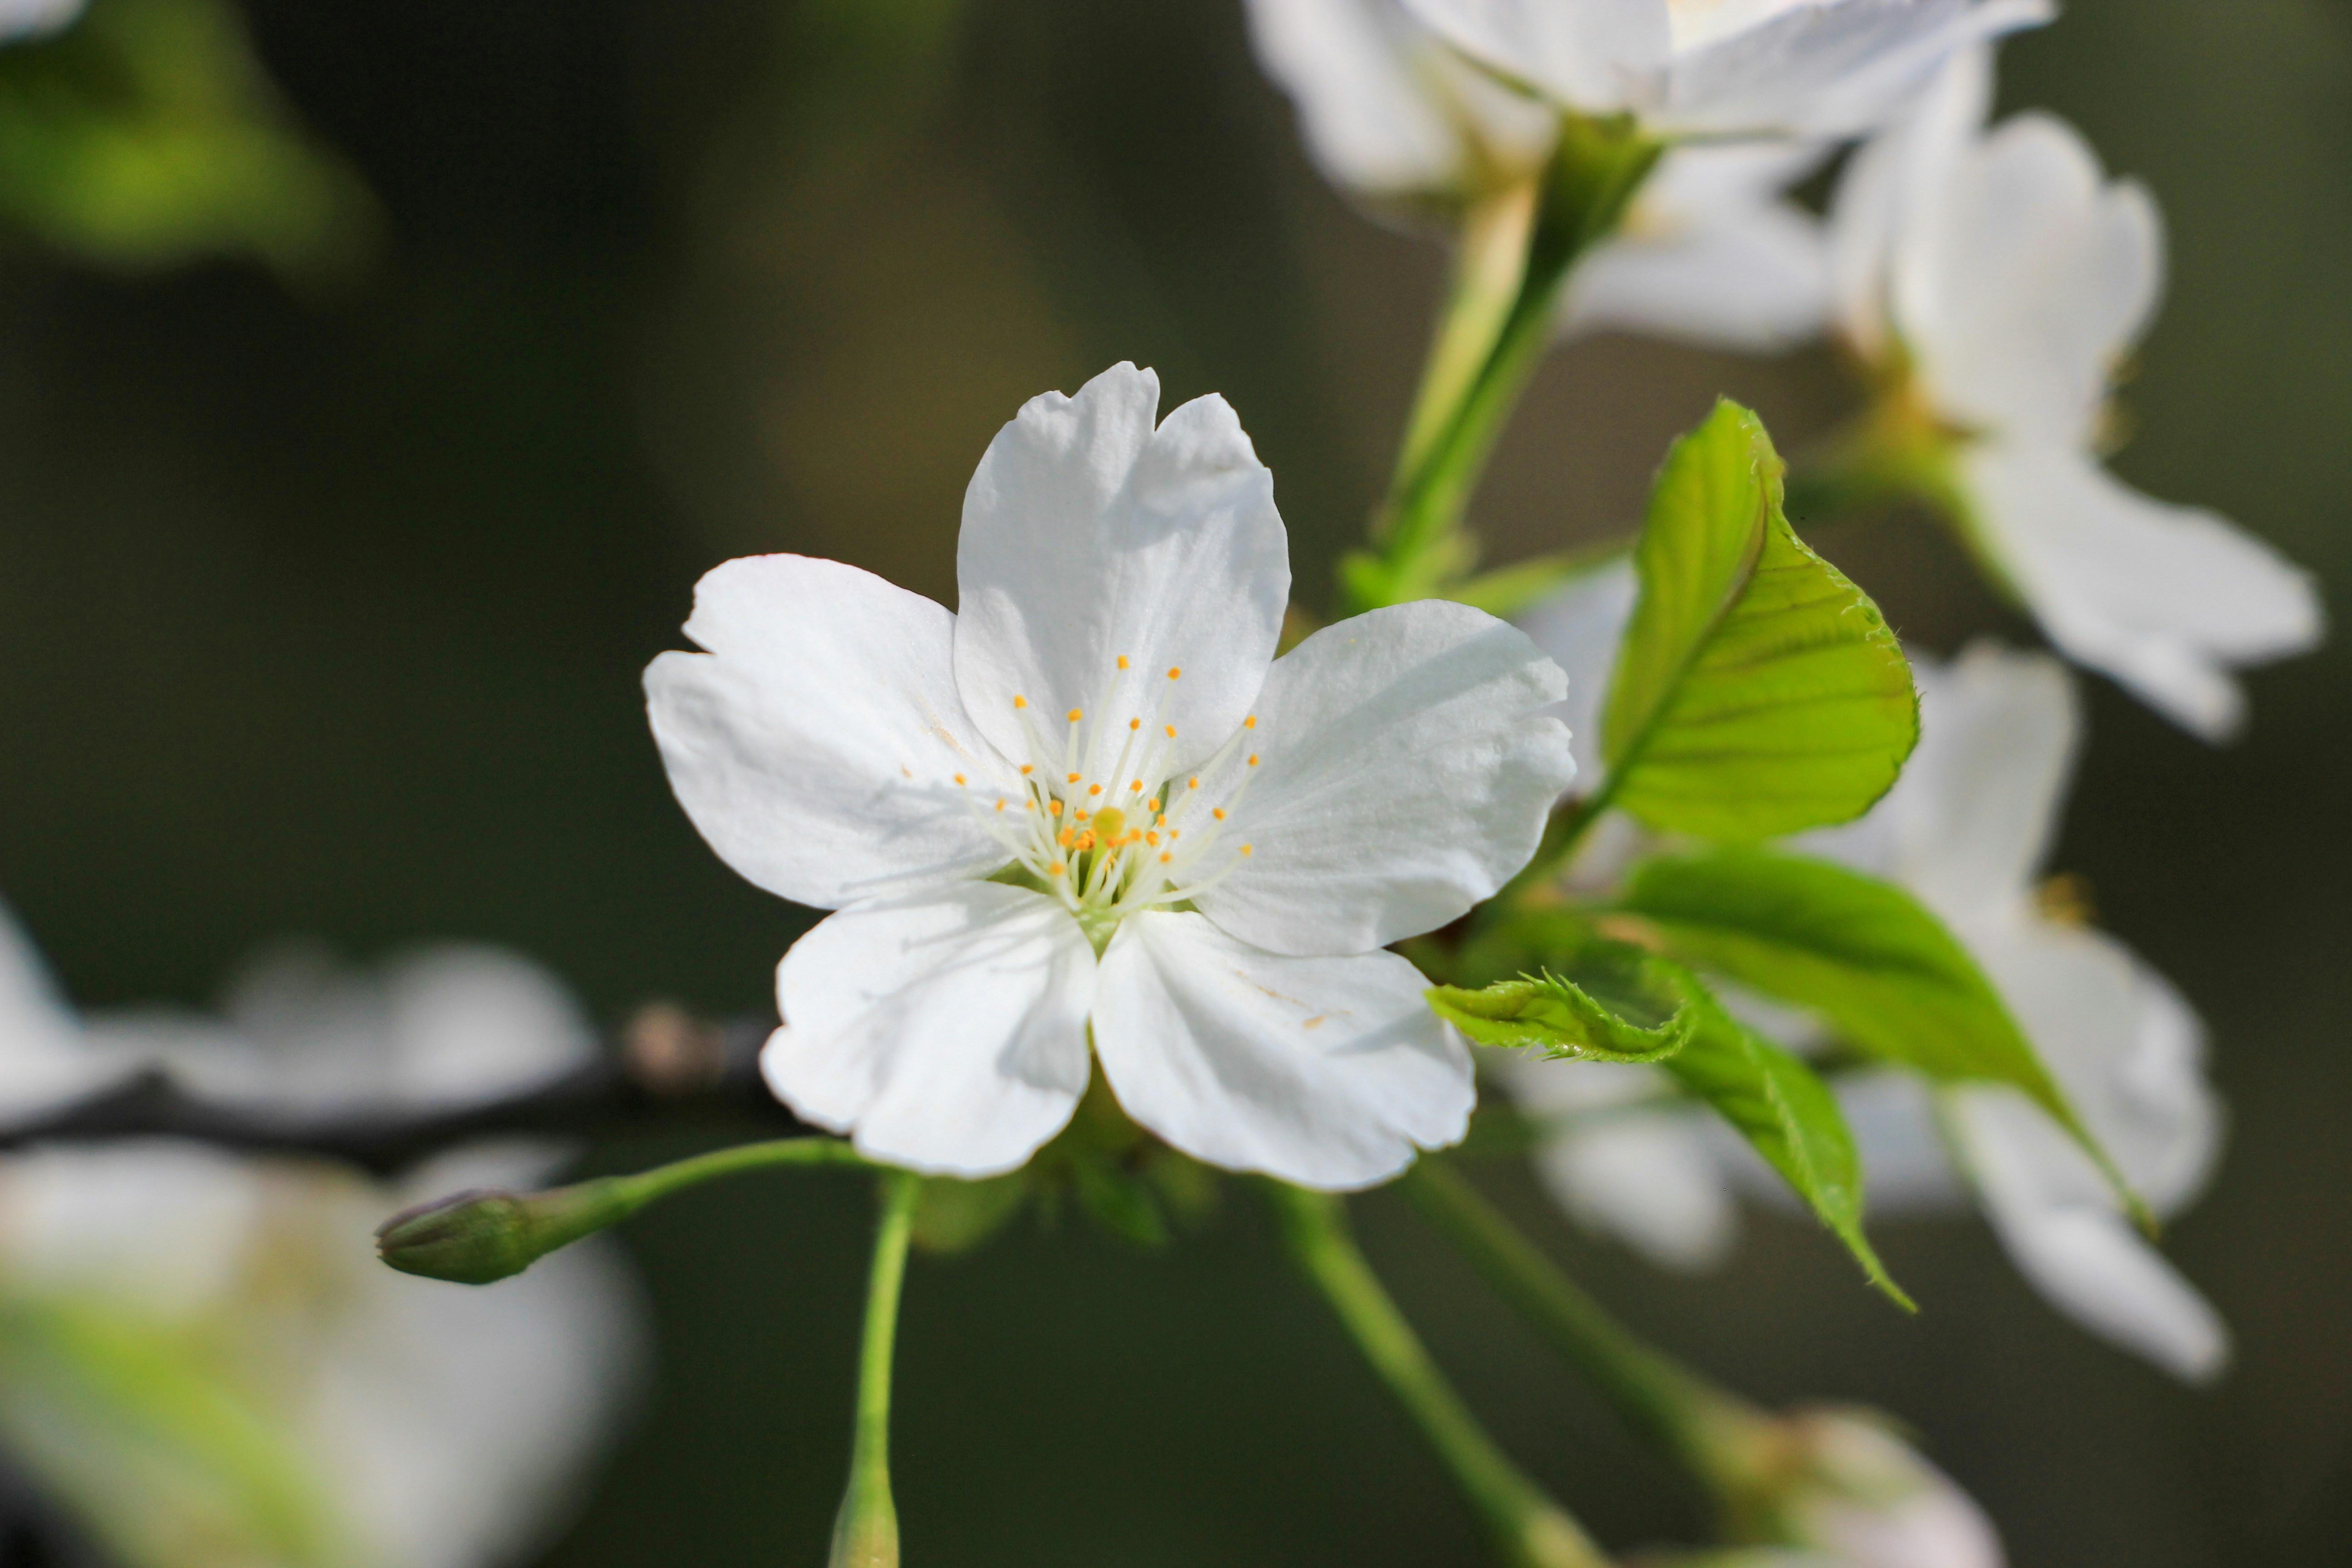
xmin=1399 ymin=1163 xmax=1771 ymax=1494
xmin=1267 ymin=1182 xmax=1612 ymax=1568
xmin=377 ymin=1136 xmax=873 ymax=1284
xmin=1346 ymin=114 xmax=1661 ymax=615
xmin=832 ymin=1168 xmax=922 ymax=1568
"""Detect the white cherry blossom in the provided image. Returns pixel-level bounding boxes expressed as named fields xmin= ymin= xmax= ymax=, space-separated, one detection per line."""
xmin=0 ymin=907 xmax=643 ymax=1568
xmin=646 ymin=363 xmax=1575 ymax=1188
xmin=1762 ymin=1408 xmax=2005 ymax=1568
xmin=1509 ymin=563 xmax=2228 ymax=1378
xmin=1396 ymin=0 xmax=2051 ymax=137
xmin=1246 ymin=0 xmax=1833 ymax=352
xmin=0 ymin=0 xmax=81 ymax=44
xmin=1829 ymin=46 xmax=2323 ymax=739
xmin=1801 ymin=644 xmax=2228 ymax=1382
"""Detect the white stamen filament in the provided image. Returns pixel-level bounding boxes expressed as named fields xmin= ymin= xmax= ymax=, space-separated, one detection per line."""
xmin=946 ymin=659 xmax=1264 ymax=930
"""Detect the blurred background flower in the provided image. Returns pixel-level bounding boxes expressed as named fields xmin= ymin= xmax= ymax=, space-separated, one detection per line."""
xmin=0 ymin=0 xmax=2346 ymax=1563
xmin=0 ymin=908 xmax=642 ymax=1568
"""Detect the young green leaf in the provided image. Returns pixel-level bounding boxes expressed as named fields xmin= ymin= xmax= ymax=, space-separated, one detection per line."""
xmin=1618 ymin=847 xmax=2146 ymax=1226
xmin=1601 ymin=401 xmax=1917 ymax=840
xmin=1428 ymin=939 xmax=1696 ymax=1062
xmin=1656 ymin=973 xmax=1912 ymax=1310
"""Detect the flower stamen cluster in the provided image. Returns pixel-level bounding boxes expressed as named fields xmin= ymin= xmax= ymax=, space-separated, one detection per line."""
xmin=957 ymin=660 xmax=1262 ymax=944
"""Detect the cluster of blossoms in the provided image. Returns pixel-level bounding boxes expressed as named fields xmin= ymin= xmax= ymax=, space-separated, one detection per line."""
xmin=0 ymin=906 xmax=639 ymax=1568
xmin=0 ymin=2 xmax=2318 ymax=1566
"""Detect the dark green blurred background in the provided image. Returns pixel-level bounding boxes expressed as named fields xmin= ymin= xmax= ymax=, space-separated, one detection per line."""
xmin=1 ymin=0 xmax=2346 ymax=1563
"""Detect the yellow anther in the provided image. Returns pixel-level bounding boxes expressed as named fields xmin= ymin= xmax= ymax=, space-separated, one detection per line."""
xmin=994 ymin=800 xmax=1005 ymax=813
xmin=1014 ymin=695 xmax=1028 ymax=710
xmin=1117 ymin=655 xmax=1130 ymax=670
xmin=1049 ymin=860 xmax=1067 ymax=877
xmin=1166 ymin=666 xmax=1181 ymax=680
xmin=1067 ymin=772 xmax=1082 ymax=784
xmin=1059 ymin=827 xmax=1076 ymax=848
xmin=1247 ymin=754 xmax=1259 ymax=767
xmin=1145 ymin=832 xmax=1160 ymax=847
xmin=1049 ymin=800 xmax=1064 ymax=818
xmin=1159 ymin=851 xmax=1173 ymax=864
xmin=1147 ymin=799 xmax=1161 ymax=813
xmin=1019 ymin=764 xmax=1034 ymax=775
xmin=1078 ymin=832 xmax=1096 ymax=852
xmin=1212 ymin=808 xmax=1227 ymax=821
xmin=1075 ymin=809 xmax=1090 ymax=822
xmin=953 ymin=774 xmax=966 ymax=785
xmin=1187 ymin=777 xmax=1199 ymax=790
xmin=1153 ymin=813 xmax=1166 ymax=826
xmin=1067 ymin=708 xmax=1083 ymax=723
xmin=1094 ymin=808 xmax=1127 ymax=840
xmin=1129 ymin=718 xmax=1142 ymax=731
xmin=1241 ymin=844 xmax=1254 ymax=857
xmin=1244 ymin=715 xmax=1257 ymax=730
xmin=1129 ymin=779 xmax=1143 ymax=793
xmin=1165 ymin=724 xmax=1177 ymax=739
xmin=1088 ymin=783 xmax=1103 ymax=797
xmin=1023 ymin=799 xmax=1036 ymax=812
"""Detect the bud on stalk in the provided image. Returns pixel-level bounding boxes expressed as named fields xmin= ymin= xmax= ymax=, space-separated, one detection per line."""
xmin=375 ymin=1180 xmax=637 ymax=1284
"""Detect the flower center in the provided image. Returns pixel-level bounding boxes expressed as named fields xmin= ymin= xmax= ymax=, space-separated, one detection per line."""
xmin=954 ymin=657 xmax=1263 ymax=946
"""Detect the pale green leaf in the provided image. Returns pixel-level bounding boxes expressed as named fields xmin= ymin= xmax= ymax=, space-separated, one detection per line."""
xmin=1619 ymin=847 xmax=2146 ymax=1225
xmin=1602 ymin=401 xmax=1917 ymax=840
xmin=1428 ymin=940 xmax=1695 ymax=1062
xmin=1658 ymin=969 xmax=1911 ymax=1310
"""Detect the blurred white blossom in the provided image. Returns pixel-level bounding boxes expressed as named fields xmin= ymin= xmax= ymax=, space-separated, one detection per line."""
xmin=1511 ymin=565 xmax=2229 ymax=1378
xmin=647 ymin=363 xmax=1574 ymax=1190
xmin=1246 ymin=0 xmax=1833 ymax=351
xmin=1829 ymin=46 xmax=2323 ymax=739
xmin=0 ymin=0 xmax=79 ymax=44
xmin=0 ymin=905 xmax=643 ymax=1568
xmin=1751 ymin=1408 xmax=2005 ymax=1568
xmin=1396 ymin=0 xmax=2050 ymax=137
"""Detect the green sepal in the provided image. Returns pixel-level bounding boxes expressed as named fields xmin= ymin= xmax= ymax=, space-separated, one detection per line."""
xmin=1601 ymin=401 xmax=1918 ymax=841
xmin=910 ymin=1173 xmax=1029 ymax=1256
xmin=1618 ymin=846 xmax=2149 ymax=1227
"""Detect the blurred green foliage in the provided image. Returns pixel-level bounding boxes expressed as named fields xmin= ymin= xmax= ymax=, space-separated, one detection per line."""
xmin=0 ymin=0 xmax=373 ymax=280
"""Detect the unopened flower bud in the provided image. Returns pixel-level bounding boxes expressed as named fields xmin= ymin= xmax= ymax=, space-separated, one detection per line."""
xmin=375 ymin=1180 xmax=633 ymax=1285
xmin=1735 ymin=1408 xmax=2003 ymax=1568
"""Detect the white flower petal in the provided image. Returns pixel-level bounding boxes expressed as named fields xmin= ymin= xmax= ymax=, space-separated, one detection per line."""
xmin=954 ymin=363 xmax=1290 ymax=779
xmin=1660 ymin=0 xmax=2049 ymax=137
xmin=646 ymin=554 xmax=1007 ymax=911
xmin=1950 ymin=1086 xmax=2230 ymax=1382
xmin=1501 ymin=1052 xmax=1738 ymax=1269
xmin=1564 ymin=146 xmax=1831 ymax=352
xmin=1968 ymin=917 xmax=2221 ymax=1217
xmin=1398 ymin=0 xmax=1672 ymax=114
xmin=1964 ymin=443 xmax=2323 ymax=740
xmin=766 ymin=883 xmax=1097 ymax=1177
xmin=1836 ymin=1068 xmax=1968 ymax=1214
xmin=1092 ymin=911 xmax=1471 ymax=1189
xmin=1826 ymin=42 xmax=1991 ymax=356
xmin=1249 ymin=0 xmax=1465 ymax=191
xmin=0 ymin=902 xmax=109 ymax=1115
xmin=1805 ymin=643 xmax=2077 ymax=924
xmin=1517 ymin=554 xmax=1637 ymax=782
xmin=1247 ymin=0 xmax=1554 ymax=195
xmin=1196 ymin=599 xmax=1573 ymax=957
xmin=1898 ymin=110 xmax=2163 ymax=442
